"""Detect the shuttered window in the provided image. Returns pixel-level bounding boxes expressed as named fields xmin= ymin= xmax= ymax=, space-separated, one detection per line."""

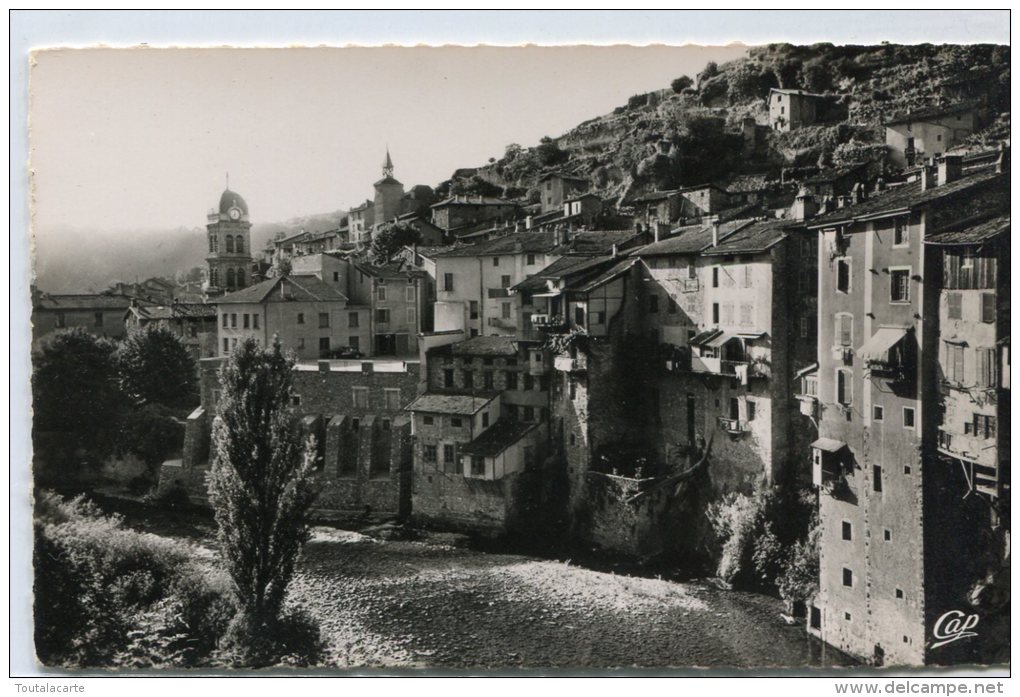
xmin=944 ymin=343 xmax=965 ymax=383
xmin=947 ymin=293 xmax=962 ymax=319
xmin=976 ymin=348 xmax=998 ymax=388
xmin=837 ymin=369 xmax=852 ymax=406
xmin=981 ymin=293 xmax=996 ymax=323
xmin=838 ymin=314 xmax=853 ymax=347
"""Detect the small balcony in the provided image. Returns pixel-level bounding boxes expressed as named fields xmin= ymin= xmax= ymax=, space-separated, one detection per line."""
xmin=717 ymin=416 xmax=750 ymax=435
xmin=554 ymin=354 xmax=587 ymax=373
xmin=531 ymin=313 xmax=566 ymax=330
xmin=795 ymin=394 xmax=818 ymax=418
xmin=690 ymin=355 xmax=749 ymax=379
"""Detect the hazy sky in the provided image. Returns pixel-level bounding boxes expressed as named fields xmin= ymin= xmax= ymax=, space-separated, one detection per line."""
xmin=30 ymin=45 xmax=747 ymax=233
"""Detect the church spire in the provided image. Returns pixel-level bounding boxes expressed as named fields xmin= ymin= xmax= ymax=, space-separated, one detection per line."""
xmin=382 ymin=147 xmax=394 ymax=178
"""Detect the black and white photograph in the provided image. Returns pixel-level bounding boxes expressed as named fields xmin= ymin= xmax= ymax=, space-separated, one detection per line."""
xmin=11 ymin=9 xmax=1012 ymax=683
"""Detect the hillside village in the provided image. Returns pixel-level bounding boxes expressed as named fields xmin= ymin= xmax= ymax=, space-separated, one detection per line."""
xmin=31 ymin=43 xmax=1010 ymax=668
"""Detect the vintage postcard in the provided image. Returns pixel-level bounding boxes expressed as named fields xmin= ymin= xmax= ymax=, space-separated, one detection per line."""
xmin=23 ymin=19 xmax=1010 ymax=677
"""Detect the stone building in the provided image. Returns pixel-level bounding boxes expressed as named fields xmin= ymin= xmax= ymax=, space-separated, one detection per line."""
xmin=430 ymin=195 xmax=520 ymax=235
xmin=768 ymin=88 xmax=826 ymax=132
xmin=406 ymin=335 xmax=551 ymax=534
xmin=205 ymin=186 xmax=254 ymax=296
xmin=160 ymin=355 xmax=419 ymax=519
xmin=884 ymin=103 xmax=978 ymax=168
xmin=215 ymin=273 xmax=372 ymax=360
xmin=124 ymin=301 xmax=218 ymax=360
xmin=31 ymin=289 xmax=136 ymax=348
xmin=804 ymin=154 xmax=1009 ymax=665
xmin=430 ymin=230 xmax=646 ymax=342
xmin=537 ymin=172 xmax=589 ymax=214
xmin=347 ymin=261 xmax=426 ymax=356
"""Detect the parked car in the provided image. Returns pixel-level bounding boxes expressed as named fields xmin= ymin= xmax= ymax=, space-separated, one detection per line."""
xmin=324 ymin=346 xmax=364 ymax=359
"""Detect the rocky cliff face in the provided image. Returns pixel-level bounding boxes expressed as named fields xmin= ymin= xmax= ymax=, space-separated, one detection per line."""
xmin=444 ymin=43 xmax=1010 ymax=203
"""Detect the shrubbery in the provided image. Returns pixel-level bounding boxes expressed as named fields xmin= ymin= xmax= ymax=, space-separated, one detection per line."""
xmin=706 ymin=481 xmax=819 ymax=612
xmin=33 ymin=492 xmax=235 ymax=668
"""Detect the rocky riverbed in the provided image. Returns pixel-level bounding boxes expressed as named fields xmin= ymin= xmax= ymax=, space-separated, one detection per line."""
xmin=112 ymin=498 xmax=852 ymax=671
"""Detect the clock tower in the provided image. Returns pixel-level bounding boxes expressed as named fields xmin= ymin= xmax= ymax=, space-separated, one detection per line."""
xmin=205 ymin=184 xmax=253 ymax=296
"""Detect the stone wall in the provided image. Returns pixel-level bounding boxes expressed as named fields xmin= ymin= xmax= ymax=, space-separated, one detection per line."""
xmin=159 ymin=358 xmax=419 ymax=520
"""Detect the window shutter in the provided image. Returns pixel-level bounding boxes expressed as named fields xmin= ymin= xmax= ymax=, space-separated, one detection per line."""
xmin=954 ymin=346 xmax=965 ymax=383
xmin=981 ymin=293 xmax=996 ymax=323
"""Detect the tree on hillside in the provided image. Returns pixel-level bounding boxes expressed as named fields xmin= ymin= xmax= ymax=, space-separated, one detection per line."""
xmin=32 ymin=328 xmax=124 ymax=460
xmin=368 ymin=220 xmax=421 ymax=265
xmin=698 ymin=61 xmax=719 ymax=84
xmin=207 ymin=337 xmax=320 ymax=665
xmin=116 ymin=324 xmax=197 ymax=409
xmin=670 ymin=75 xmax=694 ymax=93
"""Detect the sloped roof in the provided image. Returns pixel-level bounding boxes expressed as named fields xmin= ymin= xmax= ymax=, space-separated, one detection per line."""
xmin=807 ymin=169 xmax=1006 ymax=227
xmin=217 ymin=274 xmax=348 ymax=304
xmin=770 ymin=88 xmax=826 ymax=99
xmin=628 ymin=189 xmax=680 ymax=204
xmin=884 ymin=101 xmax=979 ymax=126
xmin=460 ymin=420 xmax=538 ymax=457
xmin=634 ymin=219 xmax=755 ymax=256
xmin=431 ymin=195 xmax=515 ymax=208
xmin=432 ymin=232 xmax=562 ymax=258
xmin=447 ymin=335 xmax=520 ymax=357
xmin=551 ymin=230 xmax=644 ymax=255
xmin=926 ymin=214 xmax=1010 ymax=246
xmin=34 ymin=293 xmax=136 ymax=311
xmin=353 ymin=261 xmax=425 ymax=280
xmin=131 ymin=303 xmax=217 ymax=320
xmin=406 ymin=392 xmax=498 ymax=415
xmin=701 ymin=219 xmax=797 ymax=256
xmin=513 ymin=255 xmax=624 ymax=293
xmin=573 ymin=258 xmax=637 ymax=294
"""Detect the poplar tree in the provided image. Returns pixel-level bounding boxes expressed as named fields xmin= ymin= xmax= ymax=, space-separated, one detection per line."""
xmin=206 ymin=336 xmax=318 ymax=663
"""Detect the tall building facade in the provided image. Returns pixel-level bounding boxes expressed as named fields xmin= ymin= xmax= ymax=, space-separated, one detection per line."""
xmin=806 ymin=156 xmax=1009 ymax=666
xmin=206 ymin=186 xmax=253 ymax=295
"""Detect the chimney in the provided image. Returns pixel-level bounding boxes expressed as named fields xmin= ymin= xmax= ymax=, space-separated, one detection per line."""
xmin=653 ymin=225 xmax=660 ymax=243
xmin=937 ymin=155 xmax=963 ymax=186
xmin=920 ymin=164 xmax=936 ymax=192
xmin=525 ymin=215 xmax=533 ymax=230
xmin=792 ymin=187 xmax=818 ymax=221
xmin=874 ymin=177 xmax=886 ymax=193
xmin=851 ymin=182 xmax=866 ymax=204
xmin=711 ymin=222 xmax=720 ymax=247
xmin=612 ymin=243 xmax=619 ymax=258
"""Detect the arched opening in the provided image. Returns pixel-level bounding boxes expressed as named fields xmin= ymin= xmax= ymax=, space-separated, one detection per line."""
xmin=236 ymin=268 xmax=245 ymax=288
xmin=210 ymin=268 xmax=219 ymax=287
xmin=209 ymin=234 xmax=216 ymax=253
xmin=226 ymin=235 xmax=235 ymax=253
xmin=226 ymin=268 xmax=236 ymax=289
xmin=235 ymin=236 xmax=244 ymax=253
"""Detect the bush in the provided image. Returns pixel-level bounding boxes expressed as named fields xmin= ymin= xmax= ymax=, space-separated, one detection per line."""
xmin=116 ymin=404 xmax=185 ymax=482
xmin=33 ymin=492 xmax=235 ymax=668
xmin=706 ymin=482 xmax=817 ymax=599
xmin=671 ymin=76 xmax=693 ymax=94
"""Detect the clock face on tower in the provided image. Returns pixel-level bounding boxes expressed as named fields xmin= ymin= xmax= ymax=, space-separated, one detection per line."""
xmin=228 ymin=207 xmax=242 ymax=221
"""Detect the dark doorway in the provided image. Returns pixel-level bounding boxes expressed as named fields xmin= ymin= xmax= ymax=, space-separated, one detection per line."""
xmin=376 ymin=333 xmax=396 ymax=356
xmin=318 ymin=337 xmax=330 ymax=357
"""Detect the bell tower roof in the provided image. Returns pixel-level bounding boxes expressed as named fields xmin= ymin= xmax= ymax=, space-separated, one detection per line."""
xmin=382 ymin=147 xmax=394 ymax=178
xmin=219 ymin=188 xmax=249 ymax=216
